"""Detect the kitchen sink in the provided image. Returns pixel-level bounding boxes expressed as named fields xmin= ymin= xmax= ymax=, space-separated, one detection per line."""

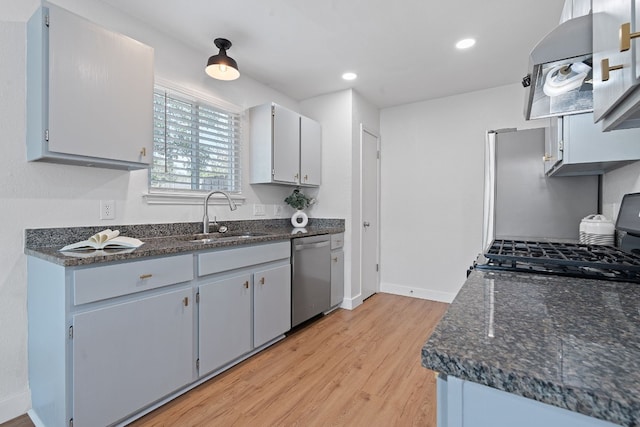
xmin=187 ymin=231 xmax=271 ymax=243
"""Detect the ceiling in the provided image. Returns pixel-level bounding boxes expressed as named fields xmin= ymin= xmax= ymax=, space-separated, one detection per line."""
xmin=99 ymin=0 xmax=566 ymax=108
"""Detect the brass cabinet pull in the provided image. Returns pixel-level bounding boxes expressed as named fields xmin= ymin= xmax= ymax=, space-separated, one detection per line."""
xmin=332 ymin=257 xmax=338 ymax=262
xmin=140 ymin=147 xmax=147 ymax=157
xmin=260 ymin=277 xmax=265 ymax=285
xmin=183 ymin=297 xmax=189 ymax=307
xmin=139 ymin=273 xmax=153 ymax=280
xmin=294 ymin=173 xmax=299 ymax=181
xmin=543 ymin=154 xmax=554 ymax=162
xmin=601 ymin=58 xmax=624 ymax=82
xmin=304 ymin=174 xmax=308 ymax=181
xmin=244 ymin=281 xmax=249 ymax=289
xmin=620 ymin=22 xmax=640 ymax=52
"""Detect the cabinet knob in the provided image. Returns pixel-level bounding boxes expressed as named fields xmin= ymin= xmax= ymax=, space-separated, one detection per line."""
xmin=601 ymin=58 xmax=624 ymax=82
xmin=139 ymin=273 xmax=153 ymax=280
xmin=244 ymin=281 xmax=249 ymax=289
xmin=620 ymin=22 xmax=640 ymax=52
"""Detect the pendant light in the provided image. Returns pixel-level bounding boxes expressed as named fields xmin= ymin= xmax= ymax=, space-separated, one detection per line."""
xmin=205 ymin=38 xmax=240 ymax=81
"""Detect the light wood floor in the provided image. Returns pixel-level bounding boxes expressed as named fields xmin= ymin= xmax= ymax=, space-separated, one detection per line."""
xmin=132 ymin=293 xmax=448 ymax=427
xmin=2 ymin=293 xmax=448 ymax=427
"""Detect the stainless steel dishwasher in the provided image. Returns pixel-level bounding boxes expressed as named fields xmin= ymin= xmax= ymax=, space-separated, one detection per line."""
xmin=291 ymin=234 xmax=331 ymax=327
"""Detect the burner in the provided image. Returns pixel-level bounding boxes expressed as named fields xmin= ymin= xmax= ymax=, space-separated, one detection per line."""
xmin=478 ymin=239 xmax=640 ymax=284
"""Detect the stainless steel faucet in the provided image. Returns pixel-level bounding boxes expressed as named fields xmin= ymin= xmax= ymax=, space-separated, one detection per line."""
xmin=203 ymin=190 xmax=237 ymax=233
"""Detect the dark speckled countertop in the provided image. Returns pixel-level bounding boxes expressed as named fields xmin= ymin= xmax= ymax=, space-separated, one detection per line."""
xmin=422 ymin=269 xmax=640 ymax=427
xmin=25 ymin=218 xmax=344 ymax=267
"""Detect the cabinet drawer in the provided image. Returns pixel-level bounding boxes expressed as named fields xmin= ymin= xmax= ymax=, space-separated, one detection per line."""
xmin=198 ymin=241 xmax=290 ymax=276
xmin=331 ymin=233 xmax=344 ymax=250
xmin=74 ymin=254 xmax=193 ymax=305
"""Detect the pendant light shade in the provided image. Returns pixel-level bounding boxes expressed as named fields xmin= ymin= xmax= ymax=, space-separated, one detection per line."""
xmin=205 ymin=38 xmax=240 ymax=81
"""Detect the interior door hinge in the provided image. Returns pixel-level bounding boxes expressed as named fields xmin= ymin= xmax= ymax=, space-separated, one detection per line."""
xmin=272 ymin=169 xmax=275 ymax=177
xmin=376 ymin=263 xmax=379 ymax=272
xmin=196 ymin=292 xmax=200 ymax=303
xmin=68 ymin=325 xmax=73 ymax=340
xmin=45 ymin=13 xmax=50 ymax=27
xmin=45 ymin=129 xmax=49 ymax=142
xmin=69 ymin=418 xmax=73 ymax=427
xmin=196 ymin=358 xmax=200 ymax=370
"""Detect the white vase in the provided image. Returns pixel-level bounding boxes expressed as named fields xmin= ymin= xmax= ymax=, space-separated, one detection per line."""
xmin=291 ymin=210 xmax=308 ymax=228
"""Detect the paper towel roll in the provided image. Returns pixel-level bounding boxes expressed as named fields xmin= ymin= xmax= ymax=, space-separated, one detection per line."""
xmin=291 ymin=210 xmax=308 ymax=228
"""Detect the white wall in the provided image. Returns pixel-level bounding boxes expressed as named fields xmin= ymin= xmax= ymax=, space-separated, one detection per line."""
xmin=300 ymin=89 xmax=380 ymax=308
xmin=0 ymin=0 xmax=336 ymax=422
xmin=602 ymin=161 xmax=640 ymax=220
xmin=379 ymin=84 xmax=546 ymax=302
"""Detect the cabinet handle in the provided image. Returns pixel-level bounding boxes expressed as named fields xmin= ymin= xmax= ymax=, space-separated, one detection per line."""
xmin=542 ymin=154 xmax=553 ymax=162
xmin=183 ymin=297 xmax=189 ymax=307
xmin=601 ymin=58 xmax=624 ymax=82
xmin=260 ymin=277 xmax=265 ymax=285
xmin=140 ymin=147 xmax=147 ymax=157
xmin=304 ymin=174 xmax=308 ymax=181
xmin=332 ymin=257 xmax=338 ymax=262
xmin=139 ymin=273 xmax=153 ymax=280
xmin=620 ymin=22 xmax=640 ymax=52
xmin=244 ymin=281 xmax=249 ymax=289
xmin=294 ymin=173 xmax=299 ymax=181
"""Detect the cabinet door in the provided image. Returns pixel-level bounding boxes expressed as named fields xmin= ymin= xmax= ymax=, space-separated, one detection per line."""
xmin=593 ymin=0 xmax=637 ymax=121
xmin=72 ymin=288 xmax=193 ymax=427
xmin=253 ymin=264 xmax=291 ymax=348
xmin=198 ymin=274 xmax=252 ymax=375
xmin=300 ymin=116 xmax=322 ymax=186
xmin=272 ymin=105 xmax=301 ymax=184
xmin=544 ymin=118 xmax=563 ymax=175
xmin=48 ymin=5 xmax=153 ymax=164
xmin=330 ymin=250 xmax=344 ymax=307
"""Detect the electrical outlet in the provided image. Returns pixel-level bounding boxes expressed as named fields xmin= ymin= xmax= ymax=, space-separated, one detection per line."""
xmin=253 ymin=204 xmax=266 ymax=216
xmin=100 ymin=200 xmax=115 ymax=220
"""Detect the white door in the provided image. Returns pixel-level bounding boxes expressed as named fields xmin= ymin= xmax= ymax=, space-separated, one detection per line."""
xmin=361 ymin=126 xmax=380 ymax=301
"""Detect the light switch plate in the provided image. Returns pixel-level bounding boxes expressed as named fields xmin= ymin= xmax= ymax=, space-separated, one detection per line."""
xmin=253 ymin=204 xmax=266 ymax=216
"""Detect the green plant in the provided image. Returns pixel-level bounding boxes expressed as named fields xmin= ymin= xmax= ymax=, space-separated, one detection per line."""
xmin=284 ymin=188 xmax=314 ymax=210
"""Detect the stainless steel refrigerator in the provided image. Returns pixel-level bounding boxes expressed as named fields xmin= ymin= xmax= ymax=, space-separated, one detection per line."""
xmin=482 ymin=127 xmax=598 ymax=250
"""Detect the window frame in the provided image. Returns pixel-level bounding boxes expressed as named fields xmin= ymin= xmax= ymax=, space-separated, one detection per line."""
xmin=144 ymin=79 xmax=245 ymax=205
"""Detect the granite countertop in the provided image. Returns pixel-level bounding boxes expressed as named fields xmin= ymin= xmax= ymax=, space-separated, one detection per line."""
xmin=25 ymin=218 xmax=345 ymax=267
xmin=422 ymin=269 xmax=640 ymax=427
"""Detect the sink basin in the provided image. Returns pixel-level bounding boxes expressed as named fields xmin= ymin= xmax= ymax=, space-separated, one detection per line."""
xmin=187 ymin=231 xmax=271 ymax=243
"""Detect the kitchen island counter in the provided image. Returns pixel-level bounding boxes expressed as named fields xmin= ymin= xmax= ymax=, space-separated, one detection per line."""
xmin=25 ymin=219 xmax=344 ymax=267
xmin=422 ymin=269 xmax=640 ymax=427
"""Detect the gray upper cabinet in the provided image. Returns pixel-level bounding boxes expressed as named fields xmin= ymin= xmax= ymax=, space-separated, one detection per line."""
xmin=593 ymin=0 xmax=640 ymax=130
xmin=250 ymin=103 xmax=322 ymax=187
xmin=544 ymin=113 xmax=640 ymax=176
xmin=26 ymin=5 xmax=154 ymax=169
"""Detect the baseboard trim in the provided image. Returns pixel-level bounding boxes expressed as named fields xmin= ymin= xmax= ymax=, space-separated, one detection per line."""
xmin=380 ymin=282 xmax=456 ymax=303
xmin=0 ymin=390 xmax=31 ymax=425
xmin=340 ymin=294 xmax=363 ymax=310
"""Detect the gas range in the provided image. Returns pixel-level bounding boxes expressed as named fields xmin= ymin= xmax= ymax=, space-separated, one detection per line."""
xmin=473 ymin=239 xmax=640 ymax=284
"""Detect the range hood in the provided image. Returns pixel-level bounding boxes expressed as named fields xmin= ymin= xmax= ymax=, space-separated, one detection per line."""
xmin=523 ymin=13 xmax=593 ymax=120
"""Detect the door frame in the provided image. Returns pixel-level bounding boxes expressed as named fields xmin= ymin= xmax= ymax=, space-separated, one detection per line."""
xmin=359 ymin=124 xmax=381 ymax=300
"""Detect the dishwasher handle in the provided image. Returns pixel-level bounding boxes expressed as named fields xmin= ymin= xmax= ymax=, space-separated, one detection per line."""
xmin=294 ymin=241 xmax=330 ymax=251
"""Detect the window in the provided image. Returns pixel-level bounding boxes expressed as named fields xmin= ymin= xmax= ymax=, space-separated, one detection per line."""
xmin=151 ymin=87 xmax=242 ymax=194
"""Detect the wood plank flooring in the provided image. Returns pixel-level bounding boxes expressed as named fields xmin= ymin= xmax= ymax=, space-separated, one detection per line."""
xmin=1 ymin=293 xmax=448 ymax=427
xmin=131 ymin=293 xmax=448 ymax=427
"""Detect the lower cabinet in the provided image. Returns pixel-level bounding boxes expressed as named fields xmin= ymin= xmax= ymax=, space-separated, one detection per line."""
xmin=72 ymin=288 xmax=194 ymax=427
xmin=28 ymin=240 xmax=291 ymax=427
xmin=197 ymin=243 xmax=291 ymax=375
xmin=253 ymin=264 xmax=291 ymax=348
xmin=198 ymin=274 xmax=252 ymax=374
xmin=330 ymin=233 xmax=345 ymax=308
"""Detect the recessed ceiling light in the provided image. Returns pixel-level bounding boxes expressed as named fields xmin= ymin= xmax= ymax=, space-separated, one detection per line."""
xmin=342 ymin=72 xmax=358 ymax=81
xmin=456 ymin=38 xmax=476 ymax=49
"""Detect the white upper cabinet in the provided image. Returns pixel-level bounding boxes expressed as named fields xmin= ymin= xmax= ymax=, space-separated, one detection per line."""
xmin=249 ymin=102 xmax=322 ymax=187
xmin=593 ymin=0 xmax=640 ymax=130
xmin=26 ymin=5 xmax=154 ymax=169
xmin=544 ymin=113 xmax=640 ymax=176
